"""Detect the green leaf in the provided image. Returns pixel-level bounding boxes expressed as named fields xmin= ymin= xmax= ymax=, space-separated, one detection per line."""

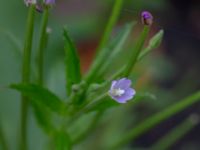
xmin=96 ymin=0 xmax=124 ymax=53
xmin=138 ymin=29 xmax=164 ymax=61
xmin=85 ymin=22 xmax=136 ymax=83
xmin=55 ymin=130 xmax=72 ymax=150
xmin=123 ymin=26 xmax=150 ymax=77
xmin=10 ymin=84 xmax=66 ymax=115
xmin=32 ymin=102 xmax=56 ymax=135
xmin=63 ymin=29 xmax=81 ymax=95
xmin=98 ymin=22 xmax=136 ymax=77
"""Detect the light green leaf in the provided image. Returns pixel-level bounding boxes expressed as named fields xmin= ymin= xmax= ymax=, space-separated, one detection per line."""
xmin=138 ymin=29 xmax=164 ymax=61
xmin=10 ymin=84 xmax=66 ymax=115
xmin=63 ymin=28 xmax=81 ymax=95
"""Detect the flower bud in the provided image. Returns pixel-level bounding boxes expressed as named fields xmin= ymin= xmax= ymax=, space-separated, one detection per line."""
xmin=36 ymin=4 xmax=43 ymax=13
xmin=24 ymin=0 xmax=37 ymax=6
xmin=141 ymin=11 xmax=153 ymax=26
xmin=44 ymin=0 xmax=55 ymax=6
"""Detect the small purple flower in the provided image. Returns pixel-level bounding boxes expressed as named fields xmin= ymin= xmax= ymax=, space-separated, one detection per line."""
xmin=24 ymin=0 xmax=37 ymax=6
xmin=44 ymin=0 xmax=55 ymax=5
xmin=141 ymin=11 xmax=153 ymax=26
xmin=109 ymin=78 xmax=136 ymax=103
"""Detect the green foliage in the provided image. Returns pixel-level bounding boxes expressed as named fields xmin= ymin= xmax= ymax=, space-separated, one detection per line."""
xmin=54 ymin=130 xmax=72 ymax=150
xmin=85 ymin=0 xmax=124 ymax=84
xmin=2 ymin=0 xmax=199 ymax=150
xmin=123 ymin=26 xmax=150 ymax=77
xmin=10 ymin=84 xmax=67 ymax=115
xmin=0 ymin=122 xmax=8 ymax=150
xmin=63 ymin=29 xmax=82 ymax=95
xmin=151 ymin=115 xmax=199 ymax=150
xmin=98 ymin=22 xmax=136 ymax=77
xmin=86 ymin=98 xmax=119 ymax=112
xmin=32 ymin=102 xmax=56 ymax=135
xmin=110 ymin=91 xmax=200 ymax=149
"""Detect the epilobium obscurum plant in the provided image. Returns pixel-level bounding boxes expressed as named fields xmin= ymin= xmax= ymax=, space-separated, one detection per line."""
xmin=0 ymin=0 xmax=199 ymax=150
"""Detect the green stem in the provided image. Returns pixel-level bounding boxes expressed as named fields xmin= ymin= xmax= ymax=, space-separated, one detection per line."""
xmin=96 ymin=0 xmax=123 ymax=53
xmin=72 ymin=111 xmax=103 ymax=144
xmin=71 ymin=0 xmax=123 ymax=104
xmin=123 ymin=26 xmax=150 ymax=77
xmin=151 ymin=115 xmax=199 ymax=150
xmin=37 ymin=8 xmax=49 ymax=85
xmin=85 ymin=0 xmax=123 ymax=84
xmin=0 ymin=123 xmax=9 ymax=150
xmin=110 ymin=91 xmax=200 ymax=149
xmin=67 ymin=93 xmax=107 ymax=126
xmin=21 ymin=5 xmax=35 ymax=150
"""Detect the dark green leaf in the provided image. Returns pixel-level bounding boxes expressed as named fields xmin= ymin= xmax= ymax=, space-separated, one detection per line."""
xmin=10 ymin=84 xmax=66 ymax=115
xmin=63 ymin=29 xmax=81 ymax=95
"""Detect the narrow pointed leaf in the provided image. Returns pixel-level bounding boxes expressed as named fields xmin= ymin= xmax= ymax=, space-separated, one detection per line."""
xmin=85 ymin=22 xmax=135 ymax=83
xmin=10 ymin=84 xmax=66 ymax=115
xmin=63 ymin=29 xmax=81 ymax=95
xmin=98 ymin=22 xmax=136 ymax=77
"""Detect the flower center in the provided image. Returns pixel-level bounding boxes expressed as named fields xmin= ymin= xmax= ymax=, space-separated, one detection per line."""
xmin=111 ymin=88 xmax=125 ymax=97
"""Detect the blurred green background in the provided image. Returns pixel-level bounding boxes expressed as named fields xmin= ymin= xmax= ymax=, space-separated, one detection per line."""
xmin=0 ymin=0 xmax=200 ymax=150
